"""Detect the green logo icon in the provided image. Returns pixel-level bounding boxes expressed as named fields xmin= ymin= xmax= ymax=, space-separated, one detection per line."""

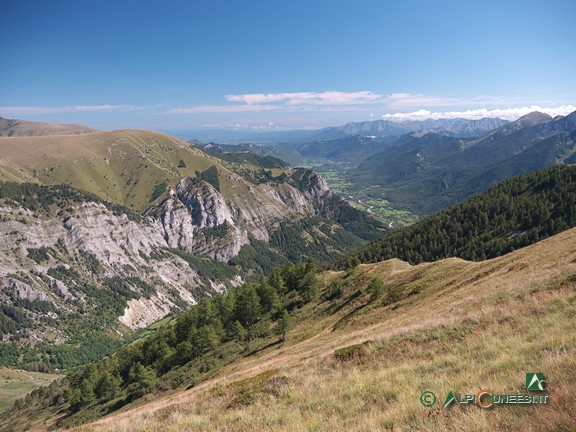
xmin=443 ymin=390 xmax=457 ymax=408
xmin=526 ymin=373 xmax=546 ymax=391
xmin=420 ymin=391 xmax=437 ymax=407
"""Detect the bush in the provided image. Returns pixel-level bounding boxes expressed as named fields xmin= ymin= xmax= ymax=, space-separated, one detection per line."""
xmin=367 ymin=277 xmax=385 ymax=302
xmin=27 ymin=246 xmax=50 ymax=263
xmin=334 ymin=343 xmax=368 ymax=363
xmin=324 ymin=279 xmax=347 ymax=301
xmin=385 ymin=286 xmax=404 ymax=305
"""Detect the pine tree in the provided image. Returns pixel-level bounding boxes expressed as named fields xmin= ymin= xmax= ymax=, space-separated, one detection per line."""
xmin=367 ymin=277 xmax=385 ymax=301
xmin=94 ymin=370 xmax=122 ymax=401
xmin=268 ymin=268 xmax=286 ymax=293
xmin=256 ymin=279 xmax=280 ymax=314
xmin=192 ymin=325 xmax=220 ymax=356
xmin=234 ymin=285 xmax=261 ymax=327
xmin=229 ymin=320 xmax=248 ymax=342
xmin=127 ymin=362 xmax=157 ymax=400
xmin=275 ymin=310 xmax=292 ymax=341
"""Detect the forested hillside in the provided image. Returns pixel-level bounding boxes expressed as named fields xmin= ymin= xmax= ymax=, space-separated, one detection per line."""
xmin=352 ymin=111 xmax=576 ymax=214
xmin=10 ymin=259 xmax=321 ymax=428
xmin=333 ymin=165 xmax=576 ymax=268
xmin=5 ymin=222 xmax=576 ymax=432
xmin=0 ymin=128 xmax=385 ymax=373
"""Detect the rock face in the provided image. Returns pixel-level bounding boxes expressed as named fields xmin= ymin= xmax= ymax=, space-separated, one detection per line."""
xmin=7 ymin=278 xmax=48 ymax=301
xmin=177 ymin=177 xmax=235 ymax=228
xmin=152 ymin=172 xmax=332 ymax=261
xmin=318 ymin=117 xmax=510 ymax=140
xmin=0 ymin=202 xmax=203 ymax=334
xmin=0 ymin=170 xmax=334 ymax=343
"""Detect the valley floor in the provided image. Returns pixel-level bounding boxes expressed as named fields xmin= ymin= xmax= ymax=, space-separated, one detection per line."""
xmin=64 ymin=228 xmax=576 ymax=432
xmin=0 ymin=368 xmax=61 ymax=414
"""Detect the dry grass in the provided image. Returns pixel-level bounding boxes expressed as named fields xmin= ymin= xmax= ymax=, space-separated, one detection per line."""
xmin=62 ymin=228 xmax=576 ymax=432
xmin=0 ymin=117 xmax=97 ymax=137
xmin=0 ymin=130 xmax=226 ymax=211
xmin=0 ymin=129 xmax=306 ymax=216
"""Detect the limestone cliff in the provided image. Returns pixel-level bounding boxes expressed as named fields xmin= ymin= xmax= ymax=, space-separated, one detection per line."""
xmin=0 ymin=170 xmax=336 ymax=344
xmin=0 ymin=202 xmax=203 ymax=335
xmin=151 ymin=170 xmax=332 ymax=262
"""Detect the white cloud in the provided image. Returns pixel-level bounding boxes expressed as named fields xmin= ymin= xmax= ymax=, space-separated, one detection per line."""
xmin=383 ymin=93 xmax=458 ymax=108
xmin=170 ymin=91 xmax=383 ymax=114
xmin=381 ymin=105 xmax=576 ymax=121
xmin=225 ymin=91 xmax=382 ymax=106
xmin=168 ymin=104 xmax=280 ymax=114
xmin=382 ymin=93 xmax=524 ymax=109
xmin=70 ymin=105 xmax=142 ymax=112
xmin=0 ymin=105 xmax=144 ymax=116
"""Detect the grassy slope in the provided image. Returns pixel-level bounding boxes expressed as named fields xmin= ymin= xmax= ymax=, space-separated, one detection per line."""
xmin=0 ymin=368 xmax=61 ymax=414
xmin=0 ymin=130 xmax=238 ymax=211
xmin=64 ymin=227 xmax=576 ymax=432
xmin=0 ymin=117 xmax=97 ymax=137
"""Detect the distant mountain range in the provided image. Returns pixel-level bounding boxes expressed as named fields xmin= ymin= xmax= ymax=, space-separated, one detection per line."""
xmin=354 ymin=110 xmax=576 ymax=213
xmin=195 ymin=110 xmax=576 ymax=220
xmin=175 ymin=116 xmax=510 ymax=145
xmin=194 ymin=135 xmax=399 ymax=165
xmin=192 ymin=117 xmax=513 ymax=166
xmin=315 ymin=117 xmax=510 ymax=140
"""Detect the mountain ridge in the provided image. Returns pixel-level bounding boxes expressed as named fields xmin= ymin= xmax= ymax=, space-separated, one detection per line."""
xmin=0 ymin=117 xmax=97 ymax=137
xmin=319 ymin=116 xmax=510 ymax=140
xmin=354 ymin=110 xmax=576 ymax=213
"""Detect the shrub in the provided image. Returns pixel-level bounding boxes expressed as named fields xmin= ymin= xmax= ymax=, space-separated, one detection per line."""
xmin=334 ymin=343 xmax=368 ymax=363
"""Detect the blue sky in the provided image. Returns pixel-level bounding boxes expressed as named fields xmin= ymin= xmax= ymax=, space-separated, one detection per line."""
xmin=1 ymin=0 xmax=575 ymax=131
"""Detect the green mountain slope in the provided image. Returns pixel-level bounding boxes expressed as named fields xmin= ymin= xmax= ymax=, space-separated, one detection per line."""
xmin=0 ymin=130 xmax=223 ymax=211
xmin=333 ymin=165 xmax=576 ymax=268
xmin=353 ymin=111 xmax=576 ymax=214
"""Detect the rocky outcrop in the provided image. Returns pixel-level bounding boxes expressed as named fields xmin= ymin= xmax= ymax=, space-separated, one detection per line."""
xmin=119 ymin=295 xmax=173 ymax=329
xmin=177 ymin=177 xmax=235 ymax=228
xmin=7 ymin=278 xmax=48 ymax=301
xmin=152 ymin=173 xmax=332 ymax=262
xmin=0 ymin=169 xmax=336 ymax=339
xmin=0 ymin=202 xmax=203 ymax=333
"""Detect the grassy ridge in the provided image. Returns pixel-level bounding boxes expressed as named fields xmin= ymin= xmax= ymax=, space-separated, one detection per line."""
xmin=62 ymin=227 xmax=576 ymax=432
xmin=3 ymin=227 xmax=576 ymax=431
xmin=0 ymin=117 xmax=97 ymax=137
xmin=0 ymin=130 xmax=224 ymax=211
